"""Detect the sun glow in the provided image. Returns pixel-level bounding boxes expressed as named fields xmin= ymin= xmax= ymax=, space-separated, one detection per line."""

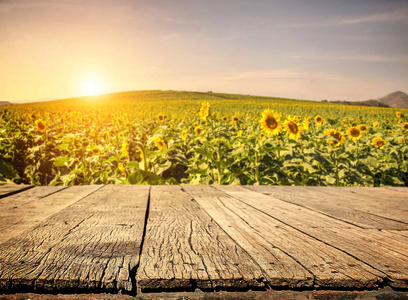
xmin=80 ymin=75 xmax=107 ymax=96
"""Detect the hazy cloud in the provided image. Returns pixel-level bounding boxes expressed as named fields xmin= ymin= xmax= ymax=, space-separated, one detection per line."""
xmin=340 ymin=6 xmax=408 ymax=24
xmin=227 ymin=69 xmax=353 ymax=82
xmin=288 ymin=53 xmax=408 ymax=63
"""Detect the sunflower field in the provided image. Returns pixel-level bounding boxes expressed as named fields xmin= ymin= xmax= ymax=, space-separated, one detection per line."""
xmin=1 ymin=90 xmax=408 ymax=186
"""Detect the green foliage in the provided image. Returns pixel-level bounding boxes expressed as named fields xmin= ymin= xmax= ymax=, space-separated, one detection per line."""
xmin=0 ymin=90 xmax=407 ymax=186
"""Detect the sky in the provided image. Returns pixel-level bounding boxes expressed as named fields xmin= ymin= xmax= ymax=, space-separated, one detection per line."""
xmin=1 ymin=0 xmax=408 ymax=103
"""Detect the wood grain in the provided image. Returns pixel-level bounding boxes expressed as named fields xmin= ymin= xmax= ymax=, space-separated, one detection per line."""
xmin=183 ymin=185 xmax=384 ymax=289
xmin=304 ymin=186 xmax=408 ymax=221
xmin=0 ymin=185 xmax=149 ymax=292
xmin=136 ymin=185 xmax=265 ymax=291
xmin=182 ymin=185 xmax=313 ymax=288
xmin=0 ymin=185 xmax=102 ymax=243
xmin=0 ymin=185 xmax=33 ymax=199
xmin=0 ymin=186 xmax=67 ymax=210
xmin=382 ymin=187 xmax=408 ymax=194
xmin=244 ymin=185 xmax=408 ymax=230
xmin=215 ymin=185 xmax=408 ymax=288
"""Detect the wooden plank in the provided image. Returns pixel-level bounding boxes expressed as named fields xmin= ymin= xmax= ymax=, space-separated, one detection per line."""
xmin=0 ymin=185 xmax=33 ymax=199
xmin=306 ymin=186 xmax=408 ymax=218
xmin=182 ymin=185 xmax=383 ymax=289
xmin=182 ymin=185 xmax=313 ymax=288
xmin=0 ymin=186 xmax=67 ymax=210
xmin=0 ymin=185 xmax=149 ymax=292
xmin=214 ymin=186 xmax=408 ymax=288
xmin=383 ymin=187 xmax=408 ymax=193
xmin=340 ymin=187 xmax=408 ymax=205
xmin=244 ymin=185 xmax=408 ymax=230
xmin=136 ymin=185 xmax=265 ymax=291
xmin=387 ymin=230 xmax=408 ymax=238
xmin=0 ymin=185 xmax=102 ymax=244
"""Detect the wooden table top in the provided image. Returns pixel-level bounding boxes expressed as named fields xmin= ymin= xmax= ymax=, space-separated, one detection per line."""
xmin=0 ymin=184 xmax=407 ymax=298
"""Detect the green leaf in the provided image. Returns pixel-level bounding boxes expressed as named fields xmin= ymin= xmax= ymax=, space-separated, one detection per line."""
xmin=127 ymin=161 xmax=140 ymax=169
xmin=128 ymin=170 xmax=165 ymax=185
xmin=53 ymin=155 xmax=69 ymax=167
xmin=0 ymin=159 xmax=19 ymax=180
xmin=195 ymin=148 xmax=213 ymax=159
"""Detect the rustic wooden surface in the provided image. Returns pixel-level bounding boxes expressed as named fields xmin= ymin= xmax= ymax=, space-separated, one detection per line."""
xmin=136 ymin=185 xmax=264 ymax=290
xmin=0 ymin=184 xmax=407 ymax=296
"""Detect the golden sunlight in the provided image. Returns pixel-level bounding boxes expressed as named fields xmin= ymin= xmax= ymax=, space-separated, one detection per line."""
xmin=80 ymin=75 xmax=107 ymax=96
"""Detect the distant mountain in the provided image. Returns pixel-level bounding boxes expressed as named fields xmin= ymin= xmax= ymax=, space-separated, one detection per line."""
xmin=323 ymin=99 xmax=389 ymax=108
xmin=0 ymin=101 xmax=13 ymax=106
xmin=378 ymin=91 xmax=408 ymax=108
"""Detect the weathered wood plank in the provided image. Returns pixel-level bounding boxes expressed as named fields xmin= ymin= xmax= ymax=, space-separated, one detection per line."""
xmin=383 ymin=187 xmax=408 ymax=193
xmin=136 ymin=185 xmax=265 ymax=291
xmin=339 ymin=187 xmax=408 ymax=206
xmin=305 ymin=187 xmax=408 ymax=220
xmin=387 ymin=230 xmax=408 ymax=238
xmin=183 ymin=185 xmax=383 ymax=289
xmin=0 ymin=186 xmax=67 ymax=210
xmin=0 ymin=185 xmax=102 ymax=243
xmin=182 ymin=185 xmax=314 ymax=288
xmin=244 ymin=185 xmax=408 ymax=230
xmin=0 ymin=185 xmax=33 ymax=199
xmin=0 ymin=185 xmax=149 ymax=292
xmin=214 ymin=185 xmax=408 ymax=288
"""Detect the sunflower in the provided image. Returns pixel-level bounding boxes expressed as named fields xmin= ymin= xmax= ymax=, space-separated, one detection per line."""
xmin=371 ymin=137 xmax=386 ymax=149
xmin=222 ymin=115 xmax=228 ymax=122
xmin=303 ymin=118 xmax=310 ymax=131
xmin=35 ymin=119 xmax=47 ymax=133
xmin=199 ymin=102 xmax=210 ymax=121
xmin=396 ymin=111 xmax=402 ymax=118
xmin=402 ymin=122 xmax=408 ymax=131
xmin=91 ymin=146 xmax=100 ymax=155
xmin=332 ymin=131 xmax=345 ymax=146
xmin=372 ymin=121 xmax=380 ymax=128
xmin=357 ymin=124 xmax=368 ymax=131
xmin=121 ymin=141 xmax=129 ymax=156
xmin=232 ymin=116 xmax=239 ymax=123
xmin=347 ymin=126 xmax=362 ymax=141
xmin=324 ymin=128 xmax=336 ymax=136
xmin=157 ymin=113 xmax=165 ymax=122
xmin=153 ymin=137 xmax=167 ymax=150
xmin=259 ymin=109 xmax=282 ymax=136
xmin=194 ymin=126 xmax=203 ymax=135
xmin=283 ymin=116 xmax=302 ymax=140
xmin=315 ymin=115 xmax=324 ymax=126
xmin=181 ymin=130 xmax=188 ymax=141
xmin=388 ymin=130 xmax=395 ymax=136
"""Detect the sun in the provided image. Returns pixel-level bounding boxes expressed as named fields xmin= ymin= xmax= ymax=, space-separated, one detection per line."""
xmin=80 ymin=75 xmax=106 ymax=96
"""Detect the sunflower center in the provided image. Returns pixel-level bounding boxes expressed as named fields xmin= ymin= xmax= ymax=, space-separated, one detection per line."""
xmin=376 ymin=140 xmax=385 ymax=147
xmin=350 ymin=128 xmax=360 ymax=137
xmin=38 ymin=122 xmax=45 ymax=130
xmin=288 ymin=122 xmax=298 ymax=134
xmin=403 ymin=124 xmax=408 ymax=130
xmin=333 ymin=132 xmax=341 ymax=141
xmin=266 ymin=117 xmax=277 ymax=129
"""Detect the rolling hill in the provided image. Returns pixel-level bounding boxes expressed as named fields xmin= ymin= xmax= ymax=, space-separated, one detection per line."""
xmin=378 ymin=91 xmax=408 ymax=108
